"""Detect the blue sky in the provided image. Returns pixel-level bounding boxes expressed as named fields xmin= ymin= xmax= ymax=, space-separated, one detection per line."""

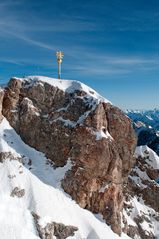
xmin=0 ymin=0 xmax=159 ymax=109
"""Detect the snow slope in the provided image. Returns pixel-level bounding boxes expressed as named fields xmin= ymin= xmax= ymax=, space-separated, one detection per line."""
xmin=0 ymin=118 xmax=129 ymax=239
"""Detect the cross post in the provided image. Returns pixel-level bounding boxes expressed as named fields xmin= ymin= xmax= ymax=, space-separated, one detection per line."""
xmin=56 ymin=51 xmax=64 ymax=79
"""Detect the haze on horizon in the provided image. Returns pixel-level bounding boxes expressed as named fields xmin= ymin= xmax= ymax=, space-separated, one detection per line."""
xmin=0 ymin=0 xmax=159 ymax=110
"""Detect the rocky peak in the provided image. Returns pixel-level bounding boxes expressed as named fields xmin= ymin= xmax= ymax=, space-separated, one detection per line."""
xmin=2 ymin=76 xmax=137 ymax=235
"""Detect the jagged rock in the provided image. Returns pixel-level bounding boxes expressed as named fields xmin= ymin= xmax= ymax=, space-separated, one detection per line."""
xmin=2 ymin=76 xmax=137 ymax=235
xmin=10 ymin=187 xmax=25 ymax=198
xmin=147 ymin=168 xmax=159 ymax=180
xmin=123 ymin=146 xmax=159 ymax=238
xmin=0 ymin=152 xmax=22 ymax=163
xmin=122 ymin=220 xmax=140 ymax=239
xmin=32 ymin=213 xmax=78 ymax=239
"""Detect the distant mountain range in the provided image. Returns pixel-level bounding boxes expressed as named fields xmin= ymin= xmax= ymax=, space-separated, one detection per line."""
xmin=126 ymin=109 xmax=159 ymax=155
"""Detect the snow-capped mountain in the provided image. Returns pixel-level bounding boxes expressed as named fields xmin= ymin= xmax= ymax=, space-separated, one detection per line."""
xmin=126 ymin=109 xmax=159 ymax=130
xmin=126 ymin=109 xmax=159 ymax=155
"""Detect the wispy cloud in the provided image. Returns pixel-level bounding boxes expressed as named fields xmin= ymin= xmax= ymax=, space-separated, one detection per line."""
xmin=0 ymin=57 xmax=24 ymax=66
xmin=101 ymin=56 xmax=158 ymax=66
xmin=68 ymin=65 xmax=131 ymax=76
xmin=118 ymin=10 xmax=159 ymax=32
xmin=0 ymin=0 xmax=159 ymax=79
xmin=2 ymin=29 xmax=55 ymax=51
xmin=0 ymin=0 xmax=98 ymax=53
xmin=106 ymin=10 xmax=159 ymax=32
xmin=1 ymin=48 xmax=159 ymax=77
xmin=62 ymin=50 xmax=159 ymax=77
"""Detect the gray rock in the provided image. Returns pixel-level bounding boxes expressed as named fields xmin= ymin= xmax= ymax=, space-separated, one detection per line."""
xmin=10 ymin=187 xmax=25 ymax=198
xmin=32 ymin=212 xmax=78 ymax=239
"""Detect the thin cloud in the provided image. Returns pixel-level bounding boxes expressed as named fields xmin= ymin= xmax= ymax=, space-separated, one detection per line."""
xmin=102 ymin=57 xmax=157 ymax=66
xmin=0 ymin=57 xmax=24 ymax=66
xmin=0 ymin=24 xmax=56 ymax=51
xmin=106 ymin=10 xmax=159 ymax=32
xmin=0 ymin=2 xmax=98 ymax=52
xmin=0 ymin=0 xmax=159 ymax=79
xmin=0 ymin=0 xmax=21 ymax=8
xmin=71 ymin=66 xmax=131 ymax=76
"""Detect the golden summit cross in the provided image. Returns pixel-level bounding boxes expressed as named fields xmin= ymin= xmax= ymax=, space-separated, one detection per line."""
xmin=56 ymin=51 xmax=64 ymax=79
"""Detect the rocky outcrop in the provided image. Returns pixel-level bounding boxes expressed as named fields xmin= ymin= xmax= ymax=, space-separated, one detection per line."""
xmin=123 ymin=146 xmax=159 ymax=239
xmin=2 ymin=76 xmax=137 ymax=235
xmin=32 ymin=213 xmax=78 ymax=239
xmin=10 ymin=187 xmax=25 ymax=198
xmin=0 ymin=152 xmax=22 ymax=163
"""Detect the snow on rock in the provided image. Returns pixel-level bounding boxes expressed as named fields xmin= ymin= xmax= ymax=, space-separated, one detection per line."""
xmin=123 ymin=195 xmax=159 ymax=239
xmin=123 ymin=145 xmax=159 ymax=239
xmin=94 ymin=129 xmax=114 ymax=141
xmin=14 ymin=75 xmax=110 ymax=104
xmin=0 ymin=118 xmax=130 ymax=239
xmin=135 ymin=145 xmax=159 ymax=169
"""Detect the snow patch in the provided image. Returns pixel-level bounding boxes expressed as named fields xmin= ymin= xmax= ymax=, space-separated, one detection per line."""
xmin=99 ymin=184 xmax=109 ymax=193
xmin=94 ymin=129 xmax=113 ymax=141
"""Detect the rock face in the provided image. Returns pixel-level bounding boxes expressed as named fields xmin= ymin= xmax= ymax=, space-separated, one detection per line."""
xmin=123 ymin=146 xmax=159 ymax=239
xmin=2 ymin=76 xmax=137 ymax=234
